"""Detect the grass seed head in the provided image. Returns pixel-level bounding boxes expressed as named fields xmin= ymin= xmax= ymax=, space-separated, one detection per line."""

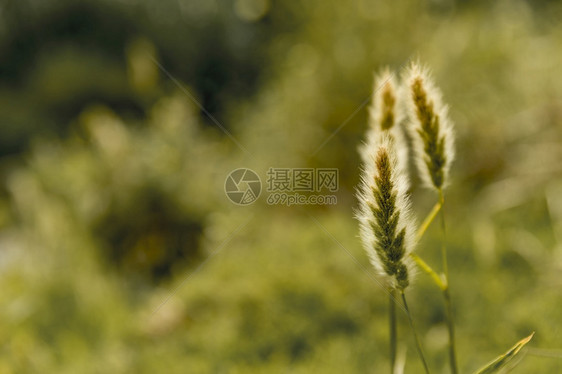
xmin=368 ymin=68 xmax=400 ymax=132
xmin=403 ymin=62 xmax=455 ymax=191
xmin=361 ymin=69 xmax=409 ymax=186
xmin=357 ymin=133 xmax=416 ymax=291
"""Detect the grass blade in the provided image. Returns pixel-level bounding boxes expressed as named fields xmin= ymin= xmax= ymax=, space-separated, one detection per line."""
xmin=475 ymin=332 xmax=535 ymax=374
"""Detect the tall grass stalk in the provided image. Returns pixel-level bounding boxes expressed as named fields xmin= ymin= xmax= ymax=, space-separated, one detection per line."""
xmin=389 ymin=290 xmax=398 ymax=373
xmin=401 ymin=292 xmax=430 ymax=374
xmin=358 ymin=61 xmax=534 ymax=374
xmin=410 ymin=191 xmax=458 ymax=373
xmin=438 ymin=189 xmax=458 ymax=374
xmin=404 ymin=62 xmax=458 ymax=373
xmin=357 ymin=133 xmax=423 ymax=371
xmin=357 ymin=70 xmax=427 ymax=372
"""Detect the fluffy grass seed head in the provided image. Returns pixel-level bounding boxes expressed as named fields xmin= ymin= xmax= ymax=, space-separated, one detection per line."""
xmin=357 ymin=133 xmax=416 ymax=291
xmin=403 ymin=62 xmax=455 ymax=190
xmin=361 ymin=69 xmax=409 ymax=183
xmin=369 ymin=68 xmax=400 ymax=132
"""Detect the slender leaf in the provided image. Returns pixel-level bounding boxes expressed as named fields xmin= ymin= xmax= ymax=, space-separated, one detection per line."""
xmin=475 ymin=332 xmax=535 ymax=374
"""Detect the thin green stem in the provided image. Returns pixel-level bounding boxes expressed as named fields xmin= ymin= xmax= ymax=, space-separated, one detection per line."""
xmin=409 ymin=253 xmax=446 ymax=291
xmin=443 ymin=287 xmax=458 ymax=374
xmin=438 ymin=189 xmax=458 ymax=374
xmin=438 ymin=190 xmax=449 ymax=280
xmin=401 ymin=292 xmax=430 ymax=374
xmin=416 ymin=200 xmax=442 ymax=242
xmin=410 ymin=199 xmax=446 ymax=289
xmin=389 ymin=289 xmax=397 ymax=374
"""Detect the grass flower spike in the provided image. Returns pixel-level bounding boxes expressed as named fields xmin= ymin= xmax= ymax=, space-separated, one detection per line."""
xmin=369 ymin=68 xmax=399 ymax=132
xmin=361 ymin=69 xmax=409 ymax=184
xmin=358 ymin=132 xmax=429 ymax=373
xmin=357 ymin=133 xmax=415 ymax=291
xmin=404 ymin=63 xmax=455 ymax=190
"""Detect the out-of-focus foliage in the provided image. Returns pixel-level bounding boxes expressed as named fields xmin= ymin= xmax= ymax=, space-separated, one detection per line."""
xmin=0 ymin=0 xmax=274 ymax=155
xmin=1 ymin=0 xmax=562 ymax=372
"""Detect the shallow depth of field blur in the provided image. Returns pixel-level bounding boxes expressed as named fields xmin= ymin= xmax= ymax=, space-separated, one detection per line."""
xmin=1 ymin=0 xmax=562 ymax=372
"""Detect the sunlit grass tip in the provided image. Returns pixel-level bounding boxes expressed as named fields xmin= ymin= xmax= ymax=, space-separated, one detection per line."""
xmin=402 ymin=62 xmax=455 ymax=190
xmin=368 ymin=68 xmax=400 ymax=132
xmin=360 ymin=68 xmax=409 ymax=185
xmin=357 ymin=133 xmax=416 ymax=291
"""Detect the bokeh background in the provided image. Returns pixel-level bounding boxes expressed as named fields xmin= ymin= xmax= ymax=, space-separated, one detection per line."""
xmin=1 ymin=0 xmax=562 ymax=372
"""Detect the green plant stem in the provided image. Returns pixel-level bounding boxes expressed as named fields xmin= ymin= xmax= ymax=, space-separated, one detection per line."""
xmin=410 ymin=200 xmax=446 ymax=290
xmin=438 ymin=190 xmax=449 ymax=281
xmin=405 ymin=190 xmax=458 ymax=373
xmin=389 ymin=289 xmax=397 ymax=374
xmin=409 ymin=253 xmax=446 ymax=291
xmin=438 ymin=189 xmax=458 ymax=374
xmin=416 ymin=200 xmax=442 ymax=242
xmin=401 ymin=292 xmax=430 ymax=374
xmin=443 ymin=287 xmax=458 ymax=374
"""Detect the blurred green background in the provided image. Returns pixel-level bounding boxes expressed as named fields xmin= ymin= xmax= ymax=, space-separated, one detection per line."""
xmin=1 ymin=0 xmax=562 ymax=372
